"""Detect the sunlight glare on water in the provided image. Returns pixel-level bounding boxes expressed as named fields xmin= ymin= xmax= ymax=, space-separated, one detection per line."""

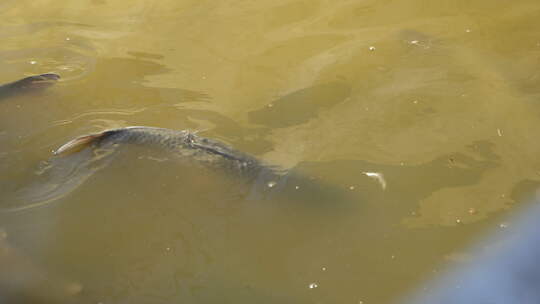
xmin=1 ymin=0 xmax=540 ymax=303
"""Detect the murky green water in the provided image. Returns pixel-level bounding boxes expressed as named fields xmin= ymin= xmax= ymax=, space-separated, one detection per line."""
xmin=1 ymin=0 xmax=540 ymax=303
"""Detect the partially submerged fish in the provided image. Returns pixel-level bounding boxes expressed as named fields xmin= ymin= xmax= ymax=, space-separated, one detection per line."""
xmin=1 ymin=126 xmax=355 ymax=212
xmin=0 ymin=73 xmax=60 ymax=100
xmin=54 ymin=126 xmax=276 ymax=179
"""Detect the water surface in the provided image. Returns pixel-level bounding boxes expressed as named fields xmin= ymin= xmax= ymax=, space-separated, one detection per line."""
xmin=1 ymin=1 xmax=540 ymax=303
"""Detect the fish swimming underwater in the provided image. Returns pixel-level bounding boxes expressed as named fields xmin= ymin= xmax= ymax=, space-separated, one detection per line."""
xmin=1 ymin=126 xmax=357 ymax=212
xmin=1 ymin=126 xmax=286 ymax=212
xmin=54 ymin=126 xmax=281 ymax=180
xmin=0 ymin=73 xmax=60 ymax=100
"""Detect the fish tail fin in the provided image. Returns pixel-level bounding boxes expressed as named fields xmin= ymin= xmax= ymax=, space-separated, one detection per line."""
xmin=54 ymin=131 xmax=109 ymax=156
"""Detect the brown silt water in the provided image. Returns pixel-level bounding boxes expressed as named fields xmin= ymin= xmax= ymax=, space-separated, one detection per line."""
xmin=1 ymin=1 xmax=540 ymax=303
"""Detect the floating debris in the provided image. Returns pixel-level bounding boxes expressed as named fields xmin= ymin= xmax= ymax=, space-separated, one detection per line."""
xmin=363 ymin=172 xmax=387 ymax=190
xmin=308 ymin=282 xmax=318 ymax=289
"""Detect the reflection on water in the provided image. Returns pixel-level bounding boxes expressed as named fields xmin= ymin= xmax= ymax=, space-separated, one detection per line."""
xmin=1 ymin=0 xmax=540 ymax=303
xmin=401 ymin=199 xmax=540 ymax=304
xmin=0 ymin=147 xmax=116 ymax=212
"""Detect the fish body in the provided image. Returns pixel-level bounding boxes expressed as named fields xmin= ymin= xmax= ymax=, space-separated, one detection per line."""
xmin=4 ymin=126 xmax=352 ymax=212
xmin=0 ymin=73 xmax=60 ymax=100
xmin=56 ymin=126 xmax=275 ymax=179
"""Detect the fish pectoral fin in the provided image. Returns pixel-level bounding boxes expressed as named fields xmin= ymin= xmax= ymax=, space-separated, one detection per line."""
xmin=54 ymin=132 xmax=106 ymax=156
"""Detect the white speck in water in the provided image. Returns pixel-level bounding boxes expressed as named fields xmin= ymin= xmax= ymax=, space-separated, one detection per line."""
xmin=322 ymin=267 xmax=326 ymax=271
xmin=400 ymin=162 xmax=405 ymax=166
xmin=456 ymin=219 xmax=462 ymax=224
xmin=363 ymin=172 xmax=387 ymax=190
xmin=29 ymin=60 xmax=37 ymax=65
xmin=166 ymin=247 xmax=171 ymax=251
xmin=465 ymin=29 xmax=471 ymax=33
xmin=267 ymin=181 xmax=277 ymax=188
xmin=499 ymin=223 xmax=508 ymax=229
xmin=295 ymin=186 xmax=300 ymax=190
xmin=413 ymin=100 xmax=418 ymax=104
xmin=391 ymin=255 xmax=395 ymax=259
xmin=497 ymin=128 xmax=503 ymax=137
xmin=65 ymin=37 xmax=71 ymax=41
xmin=308 ymin=282 xmax=318 ymax=289
xmin=349 ymin=186 xmax=355 ymax=190
xmin=267 ymin=103 xmax=273 ymax=108
xmin=359 ymin=301 xmax=364 ymax=304
xmin=368 ymin=46 xmax=376 ymax=51
xmin=410 ymin=40 xmax=419 ymax=45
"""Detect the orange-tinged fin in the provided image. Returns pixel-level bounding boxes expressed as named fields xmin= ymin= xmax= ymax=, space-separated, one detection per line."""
xmin=54 ymin=132 xmax=107 ymax=156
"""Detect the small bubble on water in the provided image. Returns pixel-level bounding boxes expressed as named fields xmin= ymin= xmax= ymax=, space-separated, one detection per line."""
xmin=465 ymin=29 xmax=471 ymax=33
xmin=349 ymin=186 xmax=355 ymax=190
xmin=308 ymin=282 xmax=318 ymax=289
xmin=499 ymin=223 xmax=508 ymax=229
xmin=295 ymin=186 xmax=300 ymax=190
xmin=456 ymin=219 xmax=462 ymax=224
xmin=29 ymin=60 xmax=37 ymax=65
xmin=267 ymin=181 xmax=277 ymax=188
xmin=368 ymin=46 xmax=376 ymax=51
xmin=322 ymin=267 xmax=326 ymax=271
xmin=65 ymin=37 xmax=71 ymax=41
xmin=410 ymin=40 xmax=419 ymax=45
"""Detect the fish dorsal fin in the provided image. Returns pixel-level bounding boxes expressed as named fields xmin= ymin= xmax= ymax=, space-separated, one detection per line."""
xmin=54 ymin=132 xmax=108 ymax=156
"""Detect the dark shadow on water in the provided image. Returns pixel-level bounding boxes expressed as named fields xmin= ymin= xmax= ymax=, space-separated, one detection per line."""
xmin=248 ymin=82 xmax=351 ymax=128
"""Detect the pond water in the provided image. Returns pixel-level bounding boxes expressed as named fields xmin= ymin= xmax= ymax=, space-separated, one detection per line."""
xmin=1 ymin=0 xmax=540 ymax=303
